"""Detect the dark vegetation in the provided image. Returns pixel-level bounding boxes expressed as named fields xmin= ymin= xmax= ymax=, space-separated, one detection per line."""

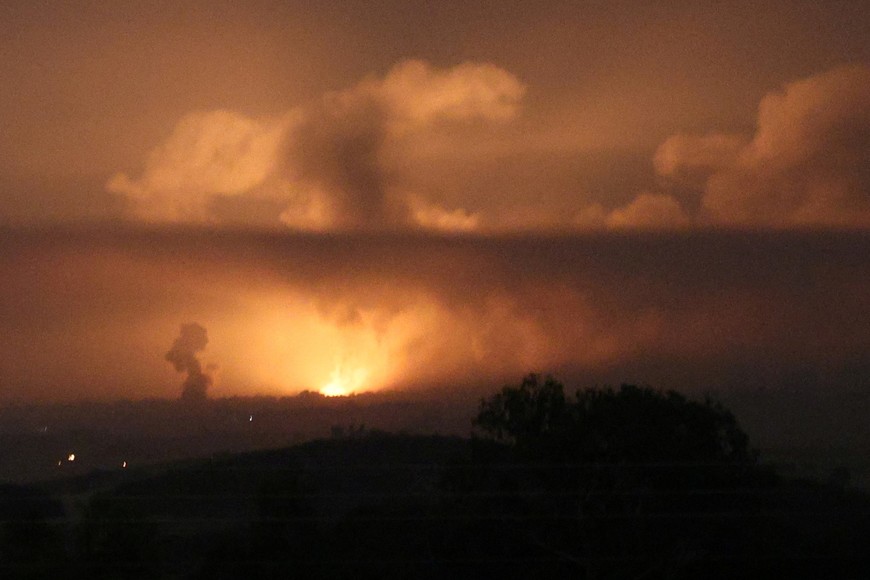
xmin=1 ymin=375 xmax=868 ymax=578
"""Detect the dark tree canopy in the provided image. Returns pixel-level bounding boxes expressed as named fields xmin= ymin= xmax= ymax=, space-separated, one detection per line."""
xmin=474 ymin=374 xmax=753 ymax=464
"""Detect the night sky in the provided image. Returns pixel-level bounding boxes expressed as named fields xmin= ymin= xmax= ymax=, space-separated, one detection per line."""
xmin=1 ymin=1 xmax=868 ymax=401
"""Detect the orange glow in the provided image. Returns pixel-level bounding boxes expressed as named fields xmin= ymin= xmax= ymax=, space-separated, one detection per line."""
xmin=212 ymin=285 xmax=608 ymax=398
xmin=320 ymin=365 xmax=370 ymax=397
xmin=228 ymin=292 xmax=405 ymax=396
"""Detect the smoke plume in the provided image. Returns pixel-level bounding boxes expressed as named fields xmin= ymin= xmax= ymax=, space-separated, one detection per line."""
xmin=108 ymin=59 xmax=524 ymax=231
xmin=165 ymin=322 xmax=212 ymax=401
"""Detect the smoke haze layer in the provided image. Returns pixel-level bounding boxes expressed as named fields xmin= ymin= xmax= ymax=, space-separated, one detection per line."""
xmin=0 ymin=226 xmax=868 ymax=401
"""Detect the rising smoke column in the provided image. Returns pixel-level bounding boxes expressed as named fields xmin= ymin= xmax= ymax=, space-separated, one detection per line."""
xmin=165 ymin=323 xmax=212 ymax=401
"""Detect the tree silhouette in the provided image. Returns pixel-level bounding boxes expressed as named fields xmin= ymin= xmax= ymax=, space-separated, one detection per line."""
xmin=463 ymin=375 xmax=772 ymax=577
xmin=474 ymin=373 xmax=753 ymax=464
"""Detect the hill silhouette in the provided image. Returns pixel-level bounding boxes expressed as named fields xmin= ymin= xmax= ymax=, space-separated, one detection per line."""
xmin=0 ymin=379 xmax=867 ymax=578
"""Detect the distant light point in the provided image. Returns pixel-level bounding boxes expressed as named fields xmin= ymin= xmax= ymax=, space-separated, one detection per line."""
xmin=67 ymin=453 xmax=76 ymax=462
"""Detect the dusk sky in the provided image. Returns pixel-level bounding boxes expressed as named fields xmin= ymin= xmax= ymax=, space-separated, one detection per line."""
xmin=1 ymin=1 xmax=869 ymax=401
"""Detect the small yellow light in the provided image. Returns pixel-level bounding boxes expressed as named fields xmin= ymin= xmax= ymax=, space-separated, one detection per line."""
xmin=67 ymin=453 xmax=75 ymax=462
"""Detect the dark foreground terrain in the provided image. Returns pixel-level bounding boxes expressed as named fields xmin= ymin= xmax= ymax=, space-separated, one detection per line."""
xmin=2 ymin=386 xmax=868 ymax=487
xmin=1 ymin=380 xmax=869 ymax=579
xmin=2 ymin=434 xmax=869 ymax=579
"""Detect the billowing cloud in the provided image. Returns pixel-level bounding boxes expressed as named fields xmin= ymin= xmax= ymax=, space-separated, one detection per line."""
xmin=374 ymin=60 xmax=526 ymax=131
xmin=108 ymin=111 xmax=293 ymax=222
xmin=653 ymin=133 xmax=746 ymax=186
xmin=605 ymin=193 xmax=690 ymax=230
xmin=286 ymin=60 xmax=524 ymax=231
xmin=407 ymin=196 xmax=480 ymax=232
xmin=572 ymin=194 xmax=689 ymax=231
xmin=110 ymin=62 xmax=870 ymax=231
xmin=655 ymin=64 xmax=870 ymax=227
xmin=566 ymin=63 xmax=870 ymax=231
xmin=109 ymin=60 xmax=524 ymax=231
